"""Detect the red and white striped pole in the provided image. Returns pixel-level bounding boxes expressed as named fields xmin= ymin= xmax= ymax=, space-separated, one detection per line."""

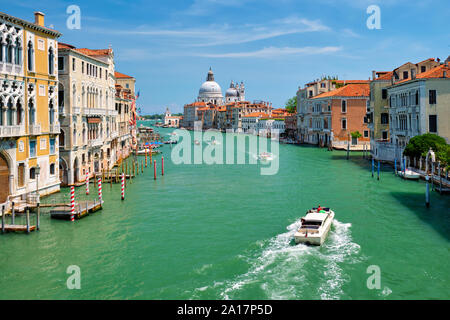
xmin=98 ymin=177 xmax=102 ymax=203
xmin=86 ymin=172 xmax=89 ymax=195
xmin=153 ymin=160 xmax=157 ymax=180
xmin=161 ymin=156 xmax=164 ymax=176
xmin=121 ymin=173 xmax=125 ymax=201
xmin=70 ymin=185 xmax=75 ymax=222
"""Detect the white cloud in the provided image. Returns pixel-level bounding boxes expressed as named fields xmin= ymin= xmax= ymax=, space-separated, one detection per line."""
xmin=91 ymin=16 xmax=330 ymax=47
xmin=194 ymin=46 xmax=342 ymax=58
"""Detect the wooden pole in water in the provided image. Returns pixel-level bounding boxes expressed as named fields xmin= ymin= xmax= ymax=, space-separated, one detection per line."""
xmin=346 ymin=134 xmax=350 ymax=160
xmin=145 ymin=149 xmax=148 ymax=167
xmin=371 ymin=158 xmax=374 ymax=178
xmin=11 ymin=201 xmax=15 ymax=225
xmin=162 ymin=156 xmax=164 ymax=176
xmin=26 ymin=208 xmax=30 ymax=234
xmin=1 ymin=205 xmax=5 ymax=234
xmin=110 ymin=171 xmax=112 ymax=188
xmin=154 ymin=160 xmax=157 ymax=180
xmin=439 ymin=165 xmax=442 ymax=195
xmin=425 ymin=175 xmax=430 ymax=208
xmin=141 ymin=160 xmax=144 ymax=174
xmin=394 ymin=158 xmax=397 ymax=175
xmin=36 ymin=203 xmax=40 ymax=230
xmin=377 ymin=160 xmax=380 ymax=180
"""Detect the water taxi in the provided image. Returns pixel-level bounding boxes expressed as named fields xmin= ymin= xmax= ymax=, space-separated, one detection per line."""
xmin=294 ymin=207 xmax=335 ymax=246
xmin=397 ymin=169 xmax=420 ymax=180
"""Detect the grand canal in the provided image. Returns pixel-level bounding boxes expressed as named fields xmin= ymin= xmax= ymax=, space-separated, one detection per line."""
xmin=0 ymin=122 xmax=449 ymax=300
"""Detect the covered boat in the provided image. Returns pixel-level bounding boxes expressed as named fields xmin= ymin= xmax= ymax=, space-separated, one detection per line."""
xmin=294 ymin=207 xmax=335 ymax=246
xmin=397 ymin=169 xmax=420 ymax=180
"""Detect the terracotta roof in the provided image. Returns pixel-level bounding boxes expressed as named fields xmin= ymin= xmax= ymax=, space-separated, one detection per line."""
xmin=416 ymin=64 xmax=449 ymax=79
xmin=75 ymin=48 xmax=112 ymax=56
xmin=115 ymin=71 xmax=134 ymax=79
xmin=334 ymin=80 xmax=370 ymax=84
xmin=243 ymin=112 xmax=270 ymax=118
xmin=186 ymin=102 xmax=206 ymax=107
xmin=376 ymin=71 xmax=393 ymax=80
xmin=312 ymin=83 xmax=370 ymax=99
xmin=58 ymin=42 xmax=75 ymax=49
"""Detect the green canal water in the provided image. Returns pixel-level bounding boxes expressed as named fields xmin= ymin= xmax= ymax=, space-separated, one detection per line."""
xmin=1 ymin=122 xmax=449 ymax=300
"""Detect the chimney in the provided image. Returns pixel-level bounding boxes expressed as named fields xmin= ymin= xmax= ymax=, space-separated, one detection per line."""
xmin=372 ymin=70 xmax=376 ymax=80
xmin=34 ymin=12 xmax=45 ymax=27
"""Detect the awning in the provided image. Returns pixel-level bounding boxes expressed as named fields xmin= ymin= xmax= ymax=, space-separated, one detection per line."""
xmin=88 ymin=118 xmax=102 ymax=124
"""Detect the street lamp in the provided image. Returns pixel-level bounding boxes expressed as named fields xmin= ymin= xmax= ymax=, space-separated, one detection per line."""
xmin=35 ymin=164 xmax=40 ymax=204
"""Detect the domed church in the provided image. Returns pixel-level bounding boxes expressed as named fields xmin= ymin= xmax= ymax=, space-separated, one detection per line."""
xmin=197 ymin=68 xmax=245 ymax=105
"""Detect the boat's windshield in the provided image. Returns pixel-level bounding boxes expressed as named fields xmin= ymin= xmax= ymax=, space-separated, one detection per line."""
xmin=302 ymin=220 xmax=322 ymax=229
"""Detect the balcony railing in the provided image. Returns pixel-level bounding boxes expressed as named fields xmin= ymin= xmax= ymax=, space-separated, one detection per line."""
xmin=0 ymin=125 xmax=26 ymax=137
xmin=84 ymin=108 xmax=106 ymax=116
xmin=49 ymin=123 xmax=60 ymax=134
xmin=73 ymin=107 xmax=81 ymax=115
xmin=59 ymin=106 xmax=66 ymax=116
xmin=88 ymin=138 xmax=103 ymax=147
xmin=28 ymin=124 xmax=41 ymax=135
xmin=111 ymin=131 xmax=118 ymax=139
xmin=108 ymin=110 xmax=118 ymax=116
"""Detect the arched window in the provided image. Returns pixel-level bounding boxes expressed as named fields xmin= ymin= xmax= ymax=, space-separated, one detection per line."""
xmin=17 ymin=100 xmax=23 ymax=125
xmin=14 ymin=38 xmax=21 ymax=65
xmin=28 ymin=100 xmax=35 ymax=125
xmin=27 ymin=40 xmax=33 ymax=71
xmin=6 ymin=36 xmax=12 ymax=63
xmin=6 ymin=98 xmax=14 ymax=126
xmin=48 ymin=47 xmax=54 ymax=74
xmin=73 ymin=128 xmax=77 ymax=145
xmin=49 ymin=100 xmax=55 ymax=124
xmin=59 ymin=129 xmax=65 ymax=147
xmin=72 ymin=84 xmax=76 ymax=107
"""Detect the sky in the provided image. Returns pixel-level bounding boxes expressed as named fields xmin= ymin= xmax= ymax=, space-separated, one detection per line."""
xmin=1 ymin=0 xmax=449 ymax=114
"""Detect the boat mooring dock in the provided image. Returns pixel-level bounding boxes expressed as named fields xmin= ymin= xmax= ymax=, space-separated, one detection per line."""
xmin=50 ymin=201 xmax=103 ymax=220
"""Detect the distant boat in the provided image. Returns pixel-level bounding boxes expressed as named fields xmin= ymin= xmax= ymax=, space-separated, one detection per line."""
xmin=194 ymin=140 xmax=200 ymax=145
xmin=257 ymin=152 xmax=273 ymax=161
xmin=294 ymin=207 xmax=335 ymax=246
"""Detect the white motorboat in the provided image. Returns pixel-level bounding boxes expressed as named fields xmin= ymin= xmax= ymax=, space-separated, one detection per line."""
xmin=397 ymin=169 xmax=420 ymax=180
xmin=194 ymin=139 xmax=201 ymax=145
xmin=294 ymin=207 xmax=335 ymax=246
xmin=258 ymin=152 xmax=273 ymax=161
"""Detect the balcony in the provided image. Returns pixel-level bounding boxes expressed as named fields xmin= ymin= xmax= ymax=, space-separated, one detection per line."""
xmin=49 ymin=123 xmax=60 ymax=134
xmin=73 ymin=107 xmax=81 ymax=115
xmin=84 ymin=108 xmax=106 ymax=116
xmin=28 ymin=124 xmax=41 ymax=136
xmin=88 ymin=138 xmax=103 ymax=147
xmin=0 ymin=125 xmax=26 ymax=137
xmin=111 ymin=131 xmax=118 ymax=139
xmin=59 ymin=106 xmax=66 ymax=116
xmin=108 ymin=110 xmax=118 ymax=116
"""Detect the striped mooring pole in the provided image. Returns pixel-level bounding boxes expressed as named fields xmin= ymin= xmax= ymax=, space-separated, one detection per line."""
xmin=98 ymin=177 xmax=102 ymax=204
xmin=86 ymin=172 xmax=89 ymax=195
xmin=161 ymin=156 xmax=164 ymax=176
xmin=394 ymin=158 xmax=397 ymax=175
xmin=153 ymin=160 xmax=157 ymax=180
xmin=377 ymin=160 xmax=380 ymax=180
xmin=70 ymin=185 xmax=75 ymax=222
xmin=121 ymin=173 xmax=125 ymax=200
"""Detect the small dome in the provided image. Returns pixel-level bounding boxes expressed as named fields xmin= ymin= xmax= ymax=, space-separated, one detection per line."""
xmin=226 ymin=87 xmax=238 ymax=97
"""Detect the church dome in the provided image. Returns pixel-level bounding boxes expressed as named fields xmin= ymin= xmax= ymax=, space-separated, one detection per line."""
xmin=199 ymin=81 xmax=222 ymax=95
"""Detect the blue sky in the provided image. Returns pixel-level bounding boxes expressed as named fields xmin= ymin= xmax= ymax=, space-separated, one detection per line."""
xmin=2 ymin=0 xmax=449 ymax=114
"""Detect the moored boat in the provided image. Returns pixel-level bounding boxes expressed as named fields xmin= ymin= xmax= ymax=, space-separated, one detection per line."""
xmin=397 ymin=169 xmax=420 ymax=180
xmin=294 ymin=207 xmax=335 ymax=246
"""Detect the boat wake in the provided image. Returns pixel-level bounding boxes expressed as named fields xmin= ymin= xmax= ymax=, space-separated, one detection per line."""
xmin=218 ymin=218 xmax=361 ymax=300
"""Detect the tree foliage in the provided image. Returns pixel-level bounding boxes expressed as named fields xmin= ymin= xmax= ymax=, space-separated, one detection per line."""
xmin=351 ymin=131 xmax=362 ymax=139
xmin=285 ymin=96 xmax=297 ymax=113
xmin=403 ymin=133 xmax=450 ymax=166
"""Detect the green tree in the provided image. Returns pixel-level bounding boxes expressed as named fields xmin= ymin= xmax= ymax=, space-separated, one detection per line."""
xmin=285 ymin=96 xmax=297 ymax=113
xmin=351 ymin=131 xmax=362 ymax=139
xmin=403 ymin=133 xmax=450 ymax=167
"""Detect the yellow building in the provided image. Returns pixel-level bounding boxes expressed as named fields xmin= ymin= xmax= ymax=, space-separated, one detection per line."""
xmin=0 ymin=11 xmax=61 ymax=204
